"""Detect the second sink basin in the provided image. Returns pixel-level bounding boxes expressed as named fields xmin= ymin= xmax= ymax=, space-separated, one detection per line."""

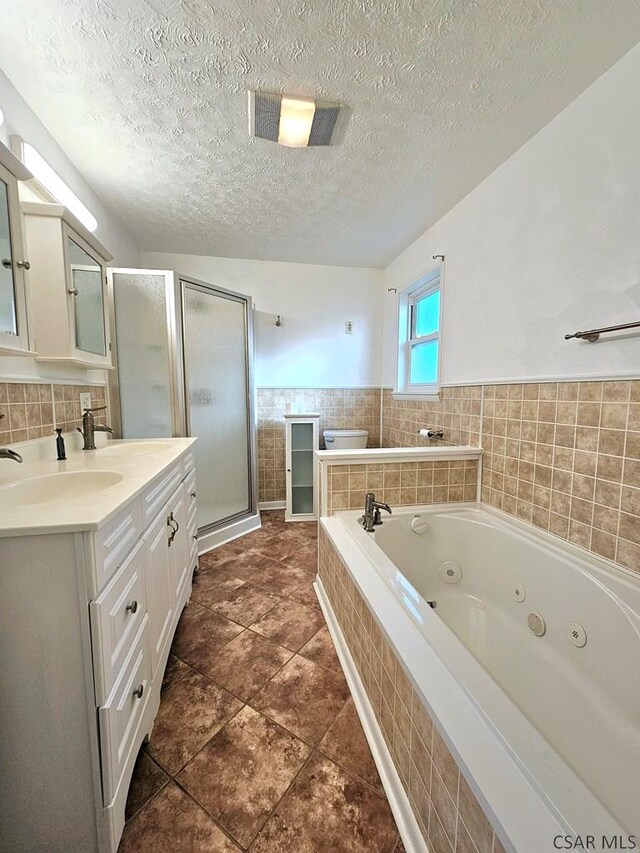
xmin=0 ymin=470 xmax=124 ymax=506
xmin=98 ymin=441 xmax=172 ymax=457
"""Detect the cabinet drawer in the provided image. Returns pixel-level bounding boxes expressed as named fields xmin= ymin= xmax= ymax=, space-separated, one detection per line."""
xmin=93 ymin=499 xmax=143 ymax=592
xmin=90 ymin=539 xmax=147 ymax=705
xmin=141 ymin=463 xmax=182 ymax=526
xmin=182 ymin=450 xmax=195 ymax=479
xmin=185 ymin=467 xmax=197 ymax=504
xmin=99 ymin=619 xmax=151 ymax=804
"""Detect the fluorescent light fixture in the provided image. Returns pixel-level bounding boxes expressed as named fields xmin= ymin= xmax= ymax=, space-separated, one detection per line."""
xmin=278 ymin=97 xmax=315 ymax=148
xmin=21 ymin=142 xmax=98 ymax=232
xmin=249 ymin=91 xmax=344 ymax=147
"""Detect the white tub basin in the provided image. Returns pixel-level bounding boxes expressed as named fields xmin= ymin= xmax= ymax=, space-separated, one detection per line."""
xmin=0 ymin=470 xmax=124 ymax=506
xmin=98 ymin=441 xmax=172 ymax=457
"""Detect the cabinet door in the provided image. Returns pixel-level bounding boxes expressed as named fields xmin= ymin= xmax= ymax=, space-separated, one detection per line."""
xmin=168 ymin=484 xmax=189 ymax=604
xmin=286 ymin=419 xmax=318 ymax=521
xmin=64 ymin=226 xmax=110 ymax=364
xmin=0 ymin=162 xmax=30 ymax=353
xmin=143 ymin=508 xmax=174 ymax=678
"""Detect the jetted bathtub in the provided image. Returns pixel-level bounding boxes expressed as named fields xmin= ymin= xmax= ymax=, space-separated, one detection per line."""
xmin=319 ymin=504 xmax=640 ymax=852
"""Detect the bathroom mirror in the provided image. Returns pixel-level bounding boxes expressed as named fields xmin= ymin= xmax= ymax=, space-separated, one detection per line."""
xmin=0 ymin=176 xmax=18 ymax=335
xmin=67 ymin=235 xmax=106 ymax=357
xmin=0 ymin=161 xmax=30 ymax=352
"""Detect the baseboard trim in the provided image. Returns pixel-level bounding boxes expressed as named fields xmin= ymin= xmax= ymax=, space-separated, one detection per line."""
xmin=197 ymin=513 xmax=261 ymax=555
xmin=258 ymin=500 xmax=286 ymax=510
xmin=314 ymin=577 xmax=428 ymax=853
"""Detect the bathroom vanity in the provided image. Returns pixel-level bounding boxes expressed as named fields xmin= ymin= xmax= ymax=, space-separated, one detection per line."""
xmin=0 ymin=437 xmax=198 ymax=852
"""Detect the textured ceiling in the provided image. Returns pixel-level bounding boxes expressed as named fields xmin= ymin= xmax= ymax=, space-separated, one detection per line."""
xmin=1 ymin=1 xmax=640 ymax=267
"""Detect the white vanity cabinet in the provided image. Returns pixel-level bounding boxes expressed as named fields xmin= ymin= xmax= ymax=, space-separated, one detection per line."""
xmin=0 ymin=444 xmax=199 ymax=853
xmin=21 ymin=201 xmax=114 ymax=368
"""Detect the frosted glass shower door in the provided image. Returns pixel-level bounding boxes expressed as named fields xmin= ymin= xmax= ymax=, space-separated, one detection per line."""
xmin=182 ymin=282 xmax=253 ymax=531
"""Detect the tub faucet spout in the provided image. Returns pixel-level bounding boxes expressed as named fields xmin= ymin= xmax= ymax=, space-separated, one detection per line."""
xmin=361 ymin=492 xmax=392 ymax=532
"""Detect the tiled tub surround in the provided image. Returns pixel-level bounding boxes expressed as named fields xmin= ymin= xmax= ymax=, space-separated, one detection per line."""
xmin=382 ymin=387 xmax=482 ymax=449
xmin=481 ymin=380 xmax=640 ymax=575
xmin=318 ymin=526 xmax=506 ymax=853
xmin=257 ymin=387 xmax=381 ymax=503
xmin=0 ymin=381 xmax=108 ymax=443
xmin=325 ymin=460 xmax=478 ymax=514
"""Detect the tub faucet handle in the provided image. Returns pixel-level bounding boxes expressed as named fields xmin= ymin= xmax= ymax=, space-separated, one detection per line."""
xmin=361 ymin=492 xmax=392 ymax=532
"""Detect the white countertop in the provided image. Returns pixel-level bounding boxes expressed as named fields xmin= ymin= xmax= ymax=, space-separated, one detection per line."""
xmin=0 ymin=436 xmax=197 ymax=537
xmin=315 ymin=445 xmax=482 ymax=464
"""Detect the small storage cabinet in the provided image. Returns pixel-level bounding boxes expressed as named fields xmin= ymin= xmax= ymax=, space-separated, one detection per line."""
xmin=22 ymin=201 xmax=114 ymax=368
xmin=285 ymin=413 xmax=319 ymax=521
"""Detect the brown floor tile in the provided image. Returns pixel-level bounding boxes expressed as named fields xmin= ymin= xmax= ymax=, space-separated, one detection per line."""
xmin=251 ymin=752 xmax=398 ymax=853
xmin=177 ymin=705 xmax=311 ymax=848
xmin=162 ymin=654 xmax=192 ymax=691
xmin=279 ymin=546 xmax=318 ymax=575
xmin=204 ymin=629 xmax=293 ymax=702
xmin=201 ymin=582 xmax=281 ymax=627
xmin=190 ymin=571 xmax=246 ymax=607
xmin=251 ymin=655 xmax=350 ymax=745
xmin=249 ymin=598 xmax=325 ymax=652
xmin=119 ymin=782 xmax=240 ymax=852
xmin=394 ymin=837 xmax=407 ymax=852
xmin=289 ymin=579 xmax=322 ymax=610
xmin=171 ymin=602 xmax=243 ymax=675
xmin=252 ymin=561 xmax=311 ymax=596
xmin=220 ymin=551 xmax=285 ymax=583
xmin=198 ymin=538 xmax=248 ymax=571
xmin=146 ymin=668 xmax=242 ymax=775
xmin=318 ymin=699 xmax=382 ymax=793
xmin=124 ymin=750 xmax=169 ymax=821
xmin=299 ymin=625 xmax=341 ymax=674
xmin=250 ymin=536 xmax=300 ymax=562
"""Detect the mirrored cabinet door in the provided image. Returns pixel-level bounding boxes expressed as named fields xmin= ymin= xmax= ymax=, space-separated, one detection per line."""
xmin=65 ymin=230 xmax=108 ymax=360
xmin=0 ymin=163 xmax=30 ymax=353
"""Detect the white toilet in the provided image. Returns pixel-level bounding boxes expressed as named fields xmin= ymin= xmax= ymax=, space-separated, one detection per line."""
xmin=323 ymin=429 xmax=369 ymax=449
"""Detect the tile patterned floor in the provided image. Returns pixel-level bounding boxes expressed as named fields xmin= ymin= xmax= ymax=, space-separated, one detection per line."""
xmin=119 ymin=511 xmax=403 ymax=852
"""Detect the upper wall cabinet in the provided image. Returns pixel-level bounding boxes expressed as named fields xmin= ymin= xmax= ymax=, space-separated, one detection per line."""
xmin=0 ymin=144 xmax=34 ymax=355
xmin=22 ymin=202 xmax=115 ymax=368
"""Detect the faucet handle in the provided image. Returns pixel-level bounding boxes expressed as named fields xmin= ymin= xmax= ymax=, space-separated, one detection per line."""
xmin=83 ymin=405 xmax=107 ymax=413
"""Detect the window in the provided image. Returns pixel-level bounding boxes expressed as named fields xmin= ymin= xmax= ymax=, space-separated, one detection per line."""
xmin=395 ymin=268 xmax=442 ymax=398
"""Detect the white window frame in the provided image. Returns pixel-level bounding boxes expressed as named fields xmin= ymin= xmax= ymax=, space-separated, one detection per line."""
xmin=394 ymin=266 xmax=443 ymax=400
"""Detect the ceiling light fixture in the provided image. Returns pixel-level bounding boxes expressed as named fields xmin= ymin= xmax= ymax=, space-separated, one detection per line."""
xmin=248 ymin=91 xmax=345 ymax=147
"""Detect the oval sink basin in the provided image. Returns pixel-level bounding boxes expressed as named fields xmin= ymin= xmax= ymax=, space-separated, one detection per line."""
xmin=0 ymin=470 xmax=124 ymax=507
xmin=98 ymin=442 xmax=172 ymax=457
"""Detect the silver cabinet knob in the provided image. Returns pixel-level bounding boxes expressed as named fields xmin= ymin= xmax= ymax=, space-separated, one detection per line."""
xmin=16 ymin=260 xmax=30 ymax=270
xmin=190 ymin=491 xmax=197 ymax=498
xmin=133 ymin=683 xmax=144 ymax=699
xmin=68 ymin=287 xmax=79 ymax=296
xmin=192 ymin=534 xmax=198 ymax=541
xmin=126 ymin=600 xmax=138 ymax=614
xmin=1 ymin=258 xmax=11 ymax=268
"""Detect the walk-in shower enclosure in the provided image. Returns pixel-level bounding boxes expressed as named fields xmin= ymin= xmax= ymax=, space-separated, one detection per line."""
xmin=108 ymin=269 xmax=259 ymax=549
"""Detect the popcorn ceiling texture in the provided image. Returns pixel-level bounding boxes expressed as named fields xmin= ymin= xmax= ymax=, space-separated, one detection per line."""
xmin=1 ymin=1 xmax=639 ymax=266
xmin=0 ymin=382 xmax=108 ymax=443
xmin=318 ymin=528 xmax=506 ymax=853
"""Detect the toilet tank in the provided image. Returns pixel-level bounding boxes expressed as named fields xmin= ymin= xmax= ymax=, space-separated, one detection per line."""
xmin=323 ymin=429 xmax=368 ymax=450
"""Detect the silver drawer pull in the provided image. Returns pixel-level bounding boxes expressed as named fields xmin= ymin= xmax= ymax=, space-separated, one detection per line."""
xmin=192 ymin=534 xmax=198 ymax=541
xmin=190 ymin=490 xmax=197 ymax=498
xmin=133 ymin=683 xmax=144 ymax=699
xmin=17 ymin=259 xmax=30 ymax=270
xmin=126 ymin=600 xmax=138 ymax=614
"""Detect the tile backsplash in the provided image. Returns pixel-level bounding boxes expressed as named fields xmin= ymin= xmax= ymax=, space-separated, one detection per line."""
xmin=382 ymin=386 xmax=482 ymax=448
xmin=257 ymin=387 xmax=381 ymax=503
xmin=0 ymin=382 xmax=108 ymax=444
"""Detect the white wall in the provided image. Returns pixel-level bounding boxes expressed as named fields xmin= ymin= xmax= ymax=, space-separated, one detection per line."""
xmin=140 ymin=251 xmax=384 ymax=388
xmin=383 ymin=43 xmax=640 ymax=387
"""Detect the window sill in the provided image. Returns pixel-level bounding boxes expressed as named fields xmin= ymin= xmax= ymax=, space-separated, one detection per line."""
xmin=392 ymin=390 xmax=440 ymax=402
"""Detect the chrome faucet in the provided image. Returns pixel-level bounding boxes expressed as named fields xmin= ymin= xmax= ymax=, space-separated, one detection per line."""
xmin=77 ymin=406 xmax=113 ymax=450
xmin=360 ymin=492 xmax=392 ymax=533
xmin=0 ymin=447 xmax=23 ymax=463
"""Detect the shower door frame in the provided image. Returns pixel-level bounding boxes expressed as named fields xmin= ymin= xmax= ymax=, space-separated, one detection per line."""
xmin=178 ymin=275 xmax=258 ymax=535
